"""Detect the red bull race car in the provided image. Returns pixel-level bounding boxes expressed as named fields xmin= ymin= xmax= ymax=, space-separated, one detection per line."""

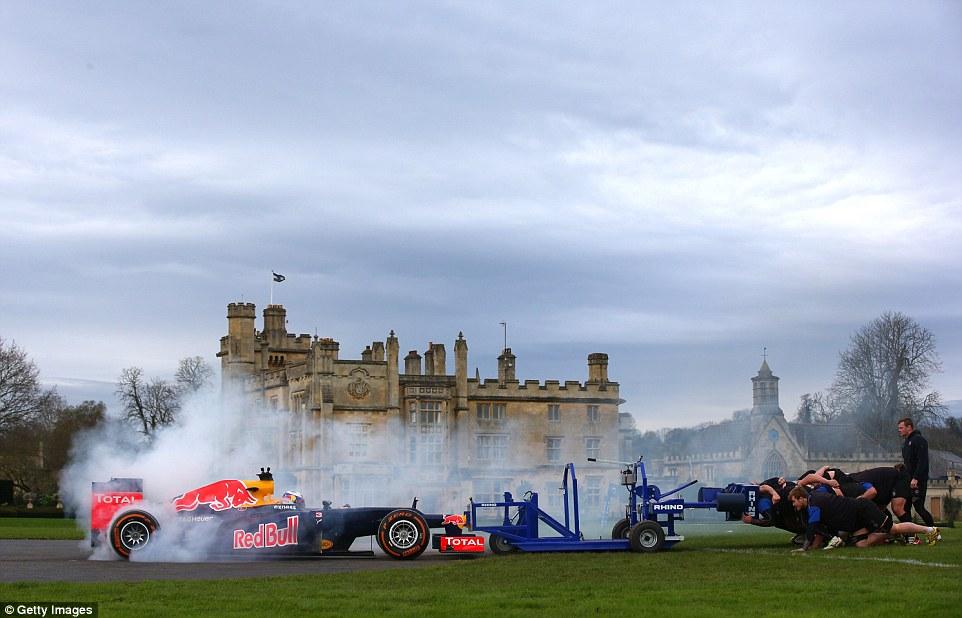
xmin=91 ymin=468 xmax=482 ymax=560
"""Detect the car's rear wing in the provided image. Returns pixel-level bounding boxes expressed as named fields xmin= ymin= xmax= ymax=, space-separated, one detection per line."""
xmin=91 ymin=478 xmax=143 ymax=546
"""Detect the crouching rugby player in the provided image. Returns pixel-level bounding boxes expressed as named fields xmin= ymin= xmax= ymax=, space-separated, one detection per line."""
xmin=742 ymin=477 xmax=805 ymax=540
xmin=787 ymin=486 xmax=938 ymax=551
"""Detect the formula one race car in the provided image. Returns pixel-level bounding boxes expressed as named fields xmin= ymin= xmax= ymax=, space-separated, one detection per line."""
xmin=91 ymin=468 xmax=480 ymax=560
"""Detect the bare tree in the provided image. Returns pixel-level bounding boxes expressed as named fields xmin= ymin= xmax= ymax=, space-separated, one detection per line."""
xmin=175 ymin=356 xmax=214 ymax=395
xmin=117 ymin=367 xmax=147 ymax=434
xmin=829 ymin=312 xmax=945 ymax=443
xmin=117 ymin=367 xmax=179 ymax=437
xmin=145 ymin=378 xmax=179 ymax=426
xmin=0 ymin=337 xmax=44 ymax=435
xmin=794 ymin=392 xmax=840 ymax=424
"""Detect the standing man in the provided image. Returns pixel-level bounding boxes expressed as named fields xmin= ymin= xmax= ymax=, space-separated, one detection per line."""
xmin=898 ymin=417 xmax=934 ymax=527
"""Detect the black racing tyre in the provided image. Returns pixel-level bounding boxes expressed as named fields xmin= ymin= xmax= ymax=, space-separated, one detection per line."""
xmin=109 ymin=510 xmax=159 ymax=560
xmin=629 ymin=520 xmax=665 ymax=553
xmin=611 ymin=518 xmax=631 ymax=540
xmin=376 ymin=509 xmax=430 ymax=560
xmin=489 ymin=534 xmax=517 ymax=555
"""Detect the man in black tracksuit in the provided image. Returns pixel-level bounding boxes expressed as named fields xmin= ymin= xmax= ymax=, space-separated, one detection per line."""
xmin=898 ymin=417 xmax=934 ymax=526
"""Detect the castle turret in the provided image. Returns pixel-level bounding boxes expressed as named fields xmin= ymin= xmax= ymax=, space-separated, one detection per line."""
xmin=220 ymin=302 xmax=256 ymax=384
xmin=498 ymin=347 xmax=516 ymax=384
xmin=263 ymin=305 xmax=288 ymax=348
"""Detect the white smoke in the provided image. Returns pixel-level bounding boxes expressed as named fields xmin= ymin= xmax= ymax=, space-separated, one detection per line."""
xmin=60 ymin=386 xmax=280 ymax=561
xmin=60 ymin=378 xmax=619 ymax=559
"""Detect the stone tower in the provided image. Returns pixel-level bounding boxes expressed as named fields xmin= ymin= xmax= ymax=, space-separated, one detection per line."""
xmin=750 ymin=358 xmax=784 ymax=434
xmin=221 ymin=302 xmax=256 ymax=384
xmin=263 ymin=304 xmax=288 ymax=347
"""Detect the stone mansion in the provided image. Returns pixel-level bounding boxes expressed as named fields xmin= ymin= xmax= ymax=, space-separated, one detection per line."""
xmin=217 ymin=302 xmax=623 ymax=513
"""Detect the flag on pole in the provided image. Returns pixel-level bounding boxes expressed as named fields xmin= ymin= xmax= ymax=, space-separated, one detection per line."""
xmin=272 ymin=272 xmax=286 ymax=283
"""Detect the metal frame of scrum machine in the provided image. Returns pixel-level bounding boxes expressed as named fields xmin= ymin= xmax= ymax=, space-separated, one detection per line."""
xmin=467 ymin=456 xmax=759 ymax=553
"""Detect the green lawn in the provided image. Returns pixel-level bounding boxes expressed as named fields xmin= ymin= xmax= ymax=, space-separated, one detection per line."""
xmin=0 ymin=518 xmax=83 ymax=540
xmin=0 ymin=525 xmax=958 ymax=617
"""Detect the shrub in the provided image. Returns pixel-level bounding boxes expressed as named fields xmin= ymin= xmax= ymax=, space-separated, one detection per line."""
xmin=943 ymin=496 xmax=961 ymax=527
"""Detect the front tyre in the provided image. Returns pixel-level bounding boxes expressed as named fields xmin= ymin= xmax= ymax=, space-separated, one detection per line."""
xmin=109 ymin=510 xmax=159 ymax=560
xmin=376 ymin=509 xmax=430 ymax=560
xmin=629 ymin=520 xmax=665 ymax=553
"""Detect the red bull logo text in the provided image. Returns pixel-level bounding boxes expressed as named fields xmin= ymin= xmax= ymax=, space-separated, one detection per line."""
xmin=439 ymin=535 xmax=485 ymax=553
xmin=441 ymin=514 xmax=467 ymax=528
xmin=233 ymin=516 xmax=299 ymax=550
xmin=172 ymin=479 xmax=257 ymax=512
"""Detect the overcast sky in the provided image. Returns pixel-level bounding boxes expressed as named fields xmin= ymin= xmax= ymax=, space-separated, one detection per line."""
xmin=2 ymin=2 xmax=960 ymax=430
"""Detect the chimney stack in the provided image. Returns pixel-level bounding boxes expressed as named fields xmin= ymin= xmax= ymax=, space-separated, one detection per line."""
xmin=498 ymin=348 xmax=517 ymax=384
xmin=404 ymin=350 xmax=422 ymax=375
xmin=587 ymin=353 xmax=608 ymax=383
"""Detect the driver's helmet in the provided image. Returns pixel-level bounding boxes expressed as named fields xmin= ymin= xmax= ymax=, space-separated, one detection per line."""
xmin=282 ymin=490 xmax=304 ymax=506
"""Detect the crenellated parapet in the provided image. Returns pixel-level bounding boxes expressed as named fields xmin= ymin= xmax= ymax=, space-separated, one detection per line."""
xmin=470 ymin=377 xmax=620 ymax=400
xmin=664 ymin=450 xmax=743 ymax=463
xmin=808 ymin=451 xmax=900 ymax=462
xmin=227 ymin=302 xmax=256 ymax=318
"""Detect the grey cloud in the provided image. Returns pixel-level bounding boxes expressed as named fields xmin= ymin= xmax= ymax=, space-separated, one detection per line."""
xmin=1 ymin=2 xmax=960 ymax=427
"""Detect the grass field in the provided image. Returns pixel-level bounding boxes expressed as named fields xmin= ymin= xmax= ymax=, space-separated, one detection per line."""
xmin=0 ymin=518 xmax=83 ymax=540
xmin=1 ymin=524 xmax=959 ymax=616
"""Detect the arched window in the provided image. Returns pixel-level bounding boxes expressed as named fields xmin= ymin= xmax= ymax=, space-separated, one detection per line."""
xmin=763 ymin=451 xmax=786 ymax=480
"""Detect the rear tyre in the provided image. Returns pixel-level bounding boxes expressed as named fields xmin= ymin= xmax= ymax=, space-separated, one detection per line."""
xmin=611 ymin=518 xmax=631 ymax=539
xmin=109 ymin=510 xmax=158 ymax=560
xmin=629 ymin=520 xmax=665 ymax=553
xmin=489 ymin=534 xmax=517 ymax=555
xmin=376 ymin=509 xmax=430 ymax=560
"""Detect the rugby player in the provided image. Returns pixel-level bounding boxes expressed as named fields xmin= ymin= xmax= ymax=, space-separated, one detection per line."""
xmin=797 ymin=466 xmax=874 ymax=499
xmin=787 ymin=486 xmax=938 ymax=551
xmin=741 ymin=477 xmax=805 ymax=539
xmin=851 ymin=465 xmax=911 ymax=522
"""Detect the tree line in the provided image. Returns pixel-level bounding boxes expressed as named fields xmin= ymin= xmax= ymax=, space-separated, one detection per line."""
xmin=792 ymin=311 xmax=956 ymax=451
xmin=622 ymin=312 xmax=961 ymax=459
xmin=0 ymin=336 xmax=212 ymax=499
